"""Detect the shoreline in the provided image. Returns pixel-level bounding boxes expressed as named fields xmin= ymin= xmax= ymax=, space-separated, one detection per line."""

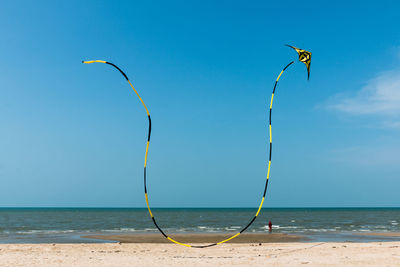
xmin=2 ymin=231 xmax=400 ymax=244
xmin=81 ymin=233 xmax=306 ymax=243
xmin=81 ymin=231 xmax=400 ymax=244
xmin=354 ymin=232 xmax=400 ymax=237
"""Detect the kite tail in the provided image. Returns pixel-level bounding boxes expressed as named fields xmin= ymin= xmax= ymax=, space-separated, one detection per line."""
xmin=264 ymin=60 xmax=294 ymax=199
xmin=82 ymin=60 xmax=293 ymax=248
xmin=194 ymin=61 xmax=294 ymax=247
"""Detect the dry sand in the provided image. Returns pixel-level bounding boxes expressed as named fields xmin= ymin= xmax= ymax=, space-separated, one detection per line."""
xmin=0 ymin=242 xmax=399 ymax=266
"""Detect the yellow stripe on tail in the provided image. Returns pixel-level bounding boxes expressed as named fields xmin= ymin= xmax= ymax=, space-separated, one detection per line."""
xmin=82 ymin=60 xmax=107 ymax=64
xmin=167 ymin=237 xmax=192 ymax=247
xmin=267 ymin=161 xmax=271 ymax=179
xmin=256 ymin=197 xmax=265 ymax=217
xmin=270 ymin=93 xmax=274 ymax=109
xmin=128 ymin=80 xmax=150 ymax=116
xmin=145 ymin=193 xmax=153 ymax=217
xmin=269 ymin=125 xmax=272 ymax=143
xmin=276 ymin=70 xmax=284 ymax=82
xmin=217 ymin=233 xmax=240 ymax=245
xmin=144 ymin=141 xmax=149 ymax=167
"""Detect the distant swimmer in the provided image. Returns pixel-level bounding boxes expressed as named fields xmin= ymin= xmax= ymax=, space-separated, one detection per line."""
xmin=268 ymin=220 xmax=272 ymax=232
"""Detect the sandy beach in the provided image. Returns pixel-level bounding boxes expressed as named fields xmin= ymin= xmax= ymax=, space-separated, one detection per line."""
xmin=0 ymin=242 xmax=399 ymax=266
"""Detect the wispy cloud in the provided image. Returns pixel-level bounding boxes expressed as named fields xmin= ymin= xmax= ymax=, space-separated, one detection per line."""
xmin=328 ymin=70 xmax=400 ymax=127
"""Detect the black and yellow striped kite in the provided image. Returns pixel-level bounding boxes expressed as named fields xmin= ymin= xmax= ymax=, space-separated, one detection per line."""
xmin=286 ymin=44 xmax=312 ymax=79
xmin=82 ymin=44 xmax=311 ymax=248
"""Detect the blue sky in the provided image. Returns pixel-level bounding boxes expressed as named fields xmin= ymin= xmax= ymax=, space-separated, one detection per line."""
xmin=0 ymin=0 xmax=399 ymax=207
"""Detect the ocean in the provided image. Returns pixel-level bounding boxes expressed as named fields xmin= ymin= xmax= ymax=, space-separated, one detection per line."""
xmin=0 ymin=208 xmax=399 ymax=243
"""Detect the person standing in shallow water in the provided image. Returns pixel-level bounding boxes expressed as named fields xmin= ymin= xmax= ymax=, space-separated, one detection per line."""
xmin=268 ymin=220 xmax=272 ymax=232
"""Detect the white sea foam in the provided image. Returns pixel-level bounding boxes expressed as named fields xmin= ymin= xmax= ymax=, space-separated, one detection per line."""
xmin=16 ymin=230 xmax=76 ymax=234
xmin=102 ymin=228 xmax=136 ymax=233
xmin=196 ymin=226 xmax=222 ymax=232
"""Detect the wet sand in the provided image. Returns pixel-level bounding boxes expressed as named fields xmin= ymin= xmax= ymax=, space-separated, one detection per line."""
xmin=82 ymin=233 xmax=305 ymax=243
xmin=354 ymin=232 xmax=400 ymax=237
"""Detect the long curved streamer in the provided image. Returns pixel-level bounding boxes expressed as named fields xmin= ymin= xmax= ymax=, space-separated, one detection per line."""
xmin=82 ymin=59 xmax=294 ymax=248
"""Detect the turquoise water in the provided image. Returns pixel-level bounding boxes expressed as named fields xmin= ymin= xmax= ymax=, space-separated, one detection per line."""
xmin=0 ymin=208 xmax=399 ymax=243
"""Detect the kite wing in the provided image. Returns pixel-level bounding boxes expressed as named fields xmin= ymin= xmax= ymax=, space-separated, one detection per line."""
xmin=286 ymin=45 xmax=312 ymax=80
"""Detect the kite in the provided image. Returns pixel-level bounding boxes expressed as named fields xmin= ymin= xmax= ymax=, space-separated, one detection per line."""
xmin=82 ymin=44 xmax=311 ymax=248
xmin=286 ymin=44 xmax=312 ymax=79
